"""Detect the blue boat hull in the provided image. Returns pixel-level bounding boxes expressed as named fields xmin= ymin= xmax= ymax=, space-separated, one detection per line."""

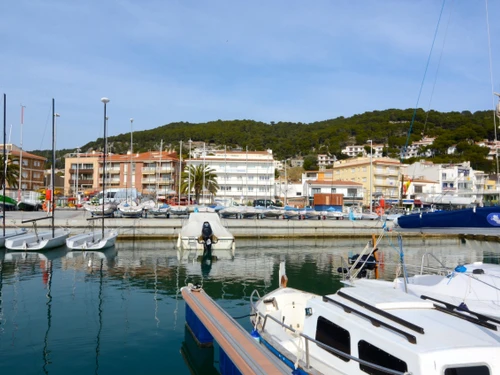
xmin=396 ymin=206 xmax=500 ymax=230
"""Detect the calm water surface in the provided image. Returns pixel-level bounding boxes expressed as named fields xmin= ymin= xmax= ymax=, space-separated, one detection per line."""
xmin=1 ymin=236 xmax=499 ymax=375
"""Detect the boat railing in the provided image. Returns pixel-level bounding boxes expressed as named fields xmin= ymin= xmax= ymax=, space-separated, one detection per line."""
xmin=419 ymin=252 xmax=449 ymax=275
xmin=249 ymin=290 xmax=408 ymax=375
xmin=338 ymin=255 xmax=351 ymax=280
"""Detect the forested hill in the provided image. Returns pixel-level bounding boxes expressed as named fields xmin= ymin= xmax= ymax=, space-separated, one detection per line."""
xmin=34 ymin=108 xmax=499 ymax=172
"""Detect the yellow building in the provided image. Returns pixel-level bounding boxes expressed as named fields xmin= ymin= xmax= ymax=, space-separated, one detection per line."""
xmin=330 ymin=157 xmax=403 ymax=207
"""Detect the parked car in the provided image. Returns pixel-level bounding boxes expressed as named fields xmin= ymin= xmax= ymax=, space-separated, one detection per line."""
xmin=253 ymin=199 xmax=276 ymax=207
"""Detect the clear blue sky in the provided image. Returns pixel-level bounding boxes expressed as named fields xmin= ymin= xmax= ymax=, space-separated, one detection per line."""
xmin=1 ymin=0 xmax=499 ymax=151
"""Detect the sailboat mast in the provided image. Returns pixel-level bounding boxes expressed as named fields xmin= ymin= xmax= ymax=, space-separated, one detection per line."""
xmin=101 ymin=98 xmax=109 ymax=238
xmin=3 ymin=94 xmax=6 ymax=236
xmin=178 ymin=140 xmax=182 ymax=206
xmin=51 ymin=98 xmax=55 ymax=236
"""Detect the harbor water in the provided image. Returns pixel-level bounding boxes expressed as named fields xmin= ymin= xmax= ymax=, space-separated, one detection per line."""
xmin=1 ymin=236 xmax=499 ymax=375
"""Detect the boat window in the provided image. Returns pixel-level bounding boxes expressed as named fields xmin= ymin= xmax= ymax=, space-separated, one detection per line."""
xmin=358 ymin=340 xmax=407 ymax=375
xmin=444 ymin=366 xmax=489 ymax=375
xmin=315 ymin=316 xmax=350 ymax=362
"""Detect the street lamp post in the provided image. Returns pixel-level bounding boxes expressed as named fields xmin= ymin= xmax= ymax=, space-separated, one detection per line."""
xmin=18 ymin=104 xmax=25 ymax=202
xmin=130 ymin=118 xmax=134 ymax=193
xmin=284 ymin=160 xmax=288 ymax=206
xmin=100 ymin=97 xmax=110 ymax=236
xmin=367 ymin=139 xmax=373 ymax=213
xmin=76 ymin=148 xmax=80 ymax=204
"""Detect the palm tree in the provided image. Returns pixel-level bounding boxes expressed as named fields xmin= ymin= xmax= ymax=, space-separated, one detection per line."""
xmin=0 ymin=155 xmax=19 ymax=188
xmin=181 ymin=164 xmax=219 ymax=204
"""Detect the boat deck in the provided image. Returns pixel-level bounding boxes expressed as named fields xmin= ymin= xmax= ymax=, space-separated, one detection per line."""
xmin=181 ymin=285 xmax=291 ymax=375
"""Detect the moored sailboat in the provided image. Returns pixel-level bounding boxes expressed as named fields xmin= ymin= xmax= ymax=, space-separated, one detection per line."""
xmin=5 ymin=98 xmax=70 ymax=251
xmin=66 ymin=97 xmax=118 ymax=250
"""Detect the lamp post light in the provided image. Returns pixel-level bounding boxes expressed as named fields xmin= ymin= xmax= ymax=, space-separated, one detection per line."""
xmin=100 ymin=97 xmax=109 ymax=236
xmin=367 ymin=139 xmax=373 ymax=213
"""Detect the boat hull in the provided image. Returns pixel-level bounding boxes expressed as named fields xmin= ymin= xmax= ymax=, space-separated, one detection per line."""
xmin=5 ymin=228 xmax=70 ymax=250
xmin=0 ymin=228 xmax=28 ymax=248
xmin=396 ymin=206 xmax=500 ymax=234
xmin=66 ymin=230 xmax=118 ymax=250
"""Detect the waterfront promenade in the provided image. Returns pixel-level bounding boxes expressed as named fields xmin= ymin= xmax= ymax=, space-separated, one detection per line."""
xmin=1 ymin=209 xmax=487 ymax=241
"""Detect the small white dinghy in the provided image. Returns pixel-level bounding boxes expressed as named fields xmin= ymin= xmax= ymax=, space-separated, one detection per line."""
xmin=5 ymin=217 xmax=70 ymax=251
xmin=66 ymin=216 xmax=118 ymax=250
xmin=250 ymin=262 xmax=500 ymax=375
xmin=6 ymin=99 xmax=70 ymax=251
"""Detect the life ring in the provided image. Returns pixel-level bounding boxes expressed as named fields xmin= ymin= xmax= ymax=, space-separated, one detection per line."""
xmin=375 ymin=206 xmax=384 ymax=216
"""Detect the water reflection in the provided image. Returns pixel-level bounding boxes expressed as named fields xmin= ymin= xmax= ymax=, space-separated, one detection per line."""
xmin=0 ymin=238 xmax=498 ymax=375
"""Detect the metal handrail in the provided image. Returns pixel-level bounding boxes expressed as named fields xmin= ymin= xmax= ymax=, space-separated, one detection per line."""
xmin=250 ymin=290 xmax=410 ymax=375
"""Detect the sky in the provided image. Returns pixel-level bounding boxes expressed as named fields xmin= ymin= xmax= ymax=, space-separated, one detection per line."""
xmin=1 ymin=0 xmax=500 ymax=152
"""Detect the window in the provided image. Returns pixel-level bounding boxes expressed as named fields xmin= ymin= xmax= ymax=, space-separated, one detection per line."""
xmin=248 ymin=187 xmax=254 ymax=192
xmin=331 ymin=188 xmax=336 ymax=193
xmin=358 ymin=340 xmax=407 ymax=375
xmin=414 ymin=185 xmax=423 ymax=193
xmin=315 ymin=316 xmax=350 ymax=362
xmin=444 ymin=366 xmax=489 ymax=375
xmin=312 ymin=188 xmax=320 ymax=194
xmin=347 ymin=188 xmax=357 ymax=197
xmin=34 ymin=161 xmax=41 ymax=167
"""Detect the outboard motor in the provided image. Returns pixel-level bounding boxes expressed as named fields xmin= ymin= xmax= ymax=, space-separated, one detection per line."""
xmin=200 ymin=221 xmax=214 ymax=258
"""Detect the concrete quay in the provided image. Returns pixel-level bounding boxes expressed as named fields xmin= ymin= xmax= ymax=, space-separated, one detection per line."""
xmin=0 ymin=209 xmax=459 ymax=241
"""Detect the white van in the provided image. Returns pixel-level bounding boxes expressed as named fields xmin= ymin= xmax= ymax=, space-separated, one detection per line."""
xmin=94 ymin=188 xmax=139 ymax=205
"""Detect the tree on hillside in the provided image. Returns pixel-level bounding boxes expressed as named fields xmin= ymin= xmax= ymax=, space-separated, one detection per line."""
xmin=0 ymin=155 xmax=20 ymax=188
xmin=303 ymin=155 xmax=318 ymax=171
xmin=180 ymin=164 xmax=219 ymax=204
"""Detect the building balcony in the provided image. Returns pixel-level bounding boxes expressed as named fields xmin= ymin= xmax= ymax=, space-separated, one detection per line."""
xmin=69 ymin=168 xmax=93 ymax=174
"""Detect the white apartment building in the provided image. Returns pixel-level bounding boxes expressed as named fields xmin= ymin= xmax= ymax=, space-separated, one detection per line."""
xmin=317 ymin=154 xmax=336 ymax=168
xmin=401 ymin=137 xmax=435 ymax=159
xmin=341 ymin=144 xmax=384 ymax=158
xmin=186 ymin=148 xmax=275 ymax=205
xmin=404 ymin=161 xmax=483 ymax=205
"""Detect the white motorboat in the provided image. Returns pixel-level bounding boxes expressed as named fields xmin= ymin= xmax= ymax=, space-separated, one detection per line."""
xmin=176 ymin=212 xmax=235 ymax=259
xmin=351 ymin=261 xmax=500 ymax=319
xmin=250 ymin=262 xmax=500 ymax=375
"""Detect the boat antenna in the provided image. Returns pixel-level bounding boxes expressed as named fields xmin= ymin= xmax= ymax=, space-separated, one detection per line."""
xmin=2 ymin=94 xmax=6 ymax=236
xmin=398 ymin=1 xmax=447 ymax=208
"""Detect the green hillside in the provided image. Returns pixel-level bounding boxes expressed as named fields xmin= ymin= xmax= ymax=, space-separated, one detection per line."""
xmin=32 ymin=108 xmax=499 ymax=172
